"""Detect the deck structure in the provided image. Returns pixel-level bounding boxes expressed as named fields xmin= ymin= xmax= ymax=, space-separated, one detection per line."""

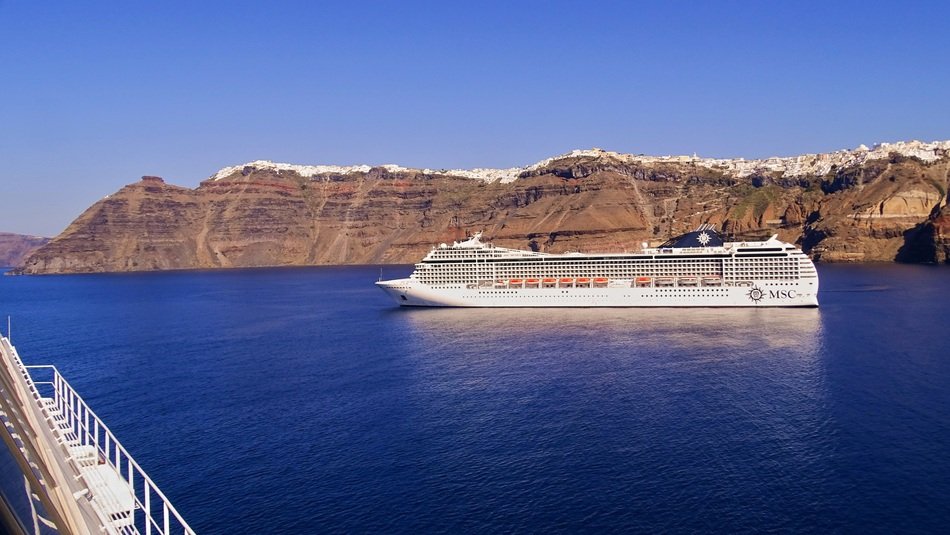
xmin=0 ymin=333 xmax=194 ymax=534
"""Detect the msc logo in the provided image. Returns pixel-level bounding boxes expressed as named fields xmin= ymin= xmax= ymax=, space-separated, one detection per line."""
xmin=747 ymin=286 xmax=798 ymax=303
xmin=746 ymin=286 xmax=765 ymax=303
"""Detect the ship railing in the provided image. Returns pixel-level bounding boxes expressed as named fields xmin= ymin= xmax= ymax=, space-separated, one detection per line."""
xmin=0 ymin=335 xmax=194 ymax=535
xmin=24 ymin=363 xmax=196 ymax=535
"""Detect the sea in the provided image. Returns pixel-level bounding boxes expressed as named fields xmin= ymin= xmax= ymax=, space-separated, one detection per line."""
xmin=1 ymin=263 xmax=948 ymax=534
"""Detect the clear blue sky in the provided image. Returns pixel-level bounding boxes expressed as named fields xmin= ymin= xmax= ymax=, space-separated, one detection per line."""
xmin=1 ymin=0 xmax=948 ymax=236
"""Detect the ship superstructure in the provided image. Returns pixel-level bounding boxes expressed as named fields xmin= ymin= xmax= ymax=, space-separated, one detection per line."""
xmin=376 ymin=227 xmax=819 ymax=307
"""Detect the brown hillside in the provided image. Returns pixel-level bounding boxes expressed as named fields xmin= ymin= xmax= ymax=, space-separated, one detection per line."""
xmin=13 ymin=149 xmax=950 ymax=274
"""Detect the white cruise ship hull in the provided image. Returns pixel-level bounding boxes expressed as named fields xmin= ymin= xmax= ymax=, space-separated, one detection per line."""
xmin=376 ymin=229 xmax=820 ymax=308
xmin=376 ymin=278 xmax=818 ymax=308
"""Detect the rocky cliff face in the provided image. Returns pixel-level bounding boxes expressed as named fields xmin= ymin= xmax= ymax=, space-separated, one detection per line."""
xmin=0 ymin=233 xmax=50 ymax=267
xmin=13 ymin=142 xmax=950 ymax=274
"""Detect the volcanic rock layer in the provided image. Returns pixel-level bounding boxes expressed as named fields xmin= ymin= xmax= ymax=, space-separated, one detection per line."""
xmin=13 ymin=142 xmax=950 ymax=274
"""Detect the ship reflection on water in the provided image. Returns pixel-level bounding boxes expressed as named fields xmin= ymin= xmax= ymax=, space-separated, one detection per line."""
xmin=401 ymin=307 xmax=822 ymax=355
xmin=386 ymin=305 xmax=835 ymax=533
xmin=395 ymin=307 xmax=826 ymax=419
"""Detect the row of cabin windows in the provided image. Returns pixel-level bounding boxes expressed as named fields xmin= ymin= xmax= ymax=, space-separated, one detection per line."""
xmin=418 ymin=259 xmax=798 ymax=273
xmin=418 ymin=264 xmax=798 ymax=273
xmin=417 ymin=270 xmax=800 ymax=282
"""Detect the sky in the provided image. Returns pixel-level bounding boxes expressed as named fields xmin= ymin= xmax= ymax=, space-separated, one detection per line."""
xmin=1 ymin=0 xmax=948 ymax=236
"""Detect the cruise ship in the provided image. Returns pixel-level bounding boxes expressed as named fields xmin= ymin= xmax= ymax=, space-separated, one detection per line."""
xmin=376 ymin=226 xmax=819 ymax=307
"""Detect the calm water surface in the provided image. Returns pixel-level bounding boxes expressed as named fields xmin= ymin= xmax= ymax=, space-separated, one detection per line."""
xmin=1 ymin=264 xmax=948 ymax=533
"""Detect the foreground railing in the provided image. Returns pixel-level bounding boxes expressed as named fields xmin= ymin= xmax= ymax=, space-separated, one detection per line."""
xmin=0 ymin=335 xmax=195 ymax=534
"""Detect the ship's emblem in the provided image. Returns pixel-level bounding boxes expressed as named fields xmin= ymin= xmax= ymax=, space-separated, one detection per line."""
xmin=747 ymin=286 xmax=765 ymax=303
xmin=697 ymin=231 xmax=711 ymax=246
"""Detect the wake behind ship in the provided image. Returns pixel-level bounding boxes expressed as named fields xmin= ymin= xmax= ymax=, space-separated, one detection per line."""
xmin=376 ymin=227 xmax=819 ymax=307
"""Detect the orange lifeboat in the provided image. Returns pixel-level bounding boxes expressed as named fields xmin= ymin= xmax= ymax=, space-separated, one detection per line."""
xmin=594 ymin=277 xmax=608 ymax=284
xmin=525 ymin=278 xmax=540 ymax=286
xmin=559 ymin=277 xmax=574 ymax=284
xmin=576 ymin=277 xmax=590 ymax=284
xmin=509 ymin=278 xmax=523 ymax=284
xmin=636 ymin=277 xmax=651 ymax=283
xmin=542 ymin=278 xmax=557 ymax=284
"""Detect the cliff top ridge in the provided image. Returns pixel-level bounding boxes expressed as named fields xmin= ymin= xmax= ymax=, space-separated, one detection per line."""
xmin=210 ymin=139 xmax=950 ymax=184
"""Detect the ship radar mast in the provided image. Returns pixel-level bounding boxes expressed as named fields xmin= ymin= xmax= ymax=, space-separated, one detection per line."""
xmin=455 ymin=231 xmax=483 ymax=248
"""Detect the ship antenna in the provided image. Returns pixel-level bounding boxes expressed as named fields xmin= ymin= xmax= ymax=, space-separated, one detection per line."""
xmin=378 ymin=268 xmax=383 ymax=282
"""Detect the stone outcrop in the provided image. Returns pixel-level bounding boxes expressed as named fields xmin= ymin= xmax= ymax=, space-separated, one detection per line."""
xmin=12 ymin=142 xmax=950 ymax=274
xmin=896 ymin=199 xmax=950 ymax=264
xmin=0 ymin=233 xmax=50 ymax=267
xmin=933 ymin=203 xmax=950 ymax=263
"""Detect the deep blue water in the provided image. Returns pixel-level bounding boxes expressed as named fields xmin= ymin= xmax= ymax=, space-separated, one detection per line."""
xmin=1 ymin=264 xmax=949 ymax=533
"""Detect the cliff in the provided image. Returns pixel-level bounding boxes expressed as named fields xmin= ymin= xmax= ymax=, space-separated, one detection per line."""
xmin=0 ymin=233 xmax=50 ymax=267
xmin=12 ymin=142 xmax=950 ymax=274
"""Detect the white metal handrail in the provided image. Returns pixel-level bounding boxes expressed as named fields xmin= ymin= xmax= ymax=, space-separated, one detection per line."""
xmin=1 ymin=333 xmax=195 ymax=535
xmin=26 ymin=365 xmax=196 ymax=535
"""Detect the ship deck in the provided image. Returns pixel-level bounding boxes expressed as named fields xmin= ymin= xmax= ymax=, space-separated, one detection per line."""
xmin=0 ymin=332 xmax=194 ymax=534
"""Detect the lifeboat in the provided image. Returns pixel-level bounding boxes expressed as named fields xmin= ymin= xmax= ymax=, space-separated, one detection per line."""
xmin=702 ymin=276 xmax=723 ymax=286
xmin=635 ymin=276 xmax=652 ymax=287
xmin=594 ymin=277 xmax=609 ymax=284
xmin=559 ymin=277 xmax=574 ymax=284
xmin=678 ymin=277 xmax=699 ymax=286
xmin=576 ymin=277 xmax=591 ymax=285
xmin=655 ymin=277 xmax=675 ymax=286
xmin=525 ymin=278 xmax=540 ymax=286
xmin=509 ymin=278 xmax=523 ymax=285
xmin=542 ymin=278 xmax=557 ymax=283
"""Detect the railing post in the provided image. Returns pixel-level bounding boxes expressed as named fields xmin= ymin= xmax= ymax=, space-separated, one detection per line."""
xmin=144 ymin=482 xmax=152 ymax=535
xmin=54 ymin=371 xmax=60 ymax=412
xmin=66 ymin=388 xmax=73 ymax=434
xmin=127 ymin=457 xmax=134 ymax=502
